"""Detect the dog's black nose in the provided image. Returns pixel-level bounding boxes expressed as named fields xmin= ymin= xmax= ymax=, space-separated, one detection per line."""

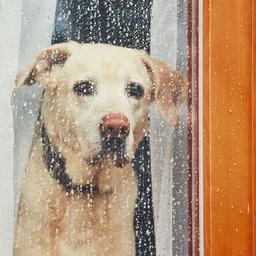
xmin=100 ymin=114 xmax=130 ymax=139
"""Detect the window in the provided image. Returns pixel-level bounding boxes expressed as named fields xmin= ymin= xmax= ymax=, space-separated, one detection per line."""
xmin=1 ymin=0 xmax=200 ymax=255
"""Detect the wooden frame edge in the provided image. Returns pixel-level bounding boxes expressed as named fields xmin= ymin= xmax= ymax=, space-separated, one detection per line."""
xmin=252 ymin=0 xmax=256 ymax=253
xmin=203 ymin=1 xmax=255 ymax=255
xmin=188 ymin=0 xmax=200 ymax=255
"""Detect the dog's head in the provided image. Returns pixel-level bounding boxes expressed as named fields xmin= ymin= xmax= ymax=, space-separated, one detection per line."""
xmin=16 ymin=41 xmax=187 ymax=178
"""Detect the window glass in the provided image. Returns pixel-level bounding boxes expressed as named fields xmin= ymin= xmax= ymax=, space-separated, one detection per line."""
xmin=1 ymin=0 xmax=199 ymax=255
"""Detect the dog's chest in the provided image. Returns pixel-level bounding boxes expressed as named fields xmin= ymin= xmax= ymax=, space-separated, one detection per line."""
xmin=51 ymin=192 xmax=136 ymax=255
xmin=17 ymin=136 xmax=137 ymax=255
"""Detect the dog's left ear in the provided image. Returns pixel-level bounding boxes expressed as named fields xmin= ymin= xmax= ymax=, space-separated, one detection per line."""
xmin=142 ymin=55 xmax=188 ymax=125
xmin=15 ymin=41 xmax=78 ymax=91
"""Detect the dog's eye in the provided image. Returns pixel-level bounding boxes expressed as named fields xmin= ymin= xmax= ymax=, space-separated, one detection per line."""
xmin=126 ymin=82 xmax=144 ymax=99
xmin=73 ymin=81 xmax=96 ymax=96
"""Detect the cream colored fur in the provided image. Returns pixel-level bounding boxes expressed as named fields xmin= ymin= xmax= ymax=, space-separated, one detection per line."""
xmin=14 ymin=42 xmax=187 ymax=256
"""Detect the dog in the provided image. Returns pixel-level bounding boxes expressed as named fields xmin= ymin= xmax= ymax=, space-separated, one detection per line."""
xmin=13 ymin=41 xmax=187 ymax=256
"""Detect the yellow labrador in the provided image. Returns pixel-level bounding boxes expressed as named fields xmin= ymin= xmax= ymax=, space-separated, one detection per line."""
xmin=14 ymin=42 xmax=187 ymax=256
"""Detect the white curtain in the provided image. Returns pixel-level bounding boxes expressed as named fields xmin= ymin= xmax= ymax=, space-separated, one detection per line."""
xmin=0 ymin=1 xmax=22 ymax=254
xmin=0 ymin=1 xmax=57 ymax=255
xmin=150 ymin=1 xmax=177 ymax=255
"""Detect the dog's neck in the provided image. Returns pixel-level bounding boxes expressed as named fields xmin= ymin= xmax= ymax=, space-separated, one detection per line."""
xmin=41 ymin=122 xmax=100 ymax=196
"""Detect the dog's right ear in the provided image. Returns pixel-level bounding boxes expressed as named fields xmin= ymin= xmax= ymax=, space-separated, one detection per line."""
xmin=15 ymin=41 xmax=78 ymax=91
xmin=141 ymin=54 xmax=188 ymax=125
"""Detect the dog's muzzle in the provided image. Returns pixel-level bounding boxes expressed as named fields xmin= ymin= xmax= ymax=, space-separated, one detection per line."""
xmin=88 ymin=114 xmax=130 ymax=167
xmin=100 ymin=113 xmax=130 ymax=139
xmin=100 ymin=114 xmax=130 ymax=167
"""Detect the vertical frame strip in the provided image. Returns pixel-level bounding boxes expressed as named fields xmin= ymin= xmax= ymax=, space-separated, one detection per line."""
xmin=203 ymin=0 xmax=255 ymax=255
xmin=188 ymin=0 xmax=200 ymax=255
xmin=252 ymin=0 xmax=256 ymax=253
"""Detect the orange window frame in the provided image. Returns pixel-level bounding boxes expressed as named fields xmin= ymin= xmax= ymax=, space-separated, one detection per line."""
xmin=203 ymin=1 xmax=256 ymax=255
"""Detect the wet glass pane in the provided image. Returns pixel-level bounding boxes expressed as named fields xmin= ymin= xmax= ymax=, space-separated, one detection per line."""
xmin=0 ymin=0 xmax=199 ymax=255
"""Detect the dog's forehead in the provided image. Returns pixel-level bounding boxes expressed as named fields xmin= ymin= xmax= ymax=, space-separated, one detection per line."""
xmin=77 ymin=44 xmax=140 ymax=59
xmin=60 ymin=44 xmax=150 ymax=87
xmin=66 ymin=44 xmax=144 ymax=71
